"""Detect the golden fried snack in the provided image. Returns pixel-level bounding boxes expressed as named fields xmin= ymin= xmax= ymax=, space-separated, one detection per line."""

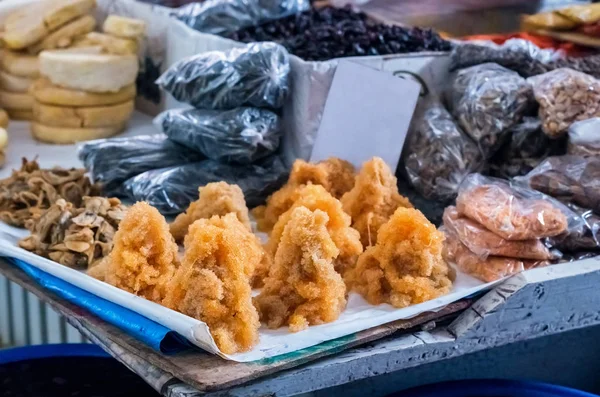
xmin=170 ymin=182 xmax=251 ymax=243
xmin=163 ymin=214 xmax=261 ymax=354
xmin=288 ymin=157 xmax=355 ymax=199
xmin=255 ymin=207 xmax=347 ymax=332
xmin=456 ymin=184 xmax=568 ymax=241
xmin=443 ymin=231 xmax=547 ymax=283
xmin=443 ymin=207 xmax=552 ymax=260
xmin=87 ymin=256 xmax=109 ymax=282
xmin=264 ymin=184 xmax=362 ymax=281
xmin=253 ymin=157 xmax=355 ymax=232
xmin=350 ymin=207 xmax=452 ymax=308
xmin=103 ymin=202 xmax=177 ymax=303
xmin=341 ymin=157 xmax=412 ymax=247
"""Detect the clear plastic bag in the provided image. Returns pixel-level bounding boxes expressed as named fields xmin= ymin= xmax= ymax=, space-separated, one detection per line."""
xmin=442 ymin=227 xmax=548 ymax=283
xmin=547 ymin=203 xmax=600 ymax=252
xmin=517 ymin=155 xmax=600 ymax=215
xmin=173 ymin=0 xmax=310 ymax=36
xmin=123 ymin=155 xmax=288 ymax=214
xmin=155 ymin=107 xmax=281 ymax=164
xmin=156 ymin=42 xmax=290 ymax=110
xmin=443 ymin=206 xmax=553 ymax=260
xmin=568 ymin=117 xmax=600 ymax=156
xmin=403 ymin=101 xmax=483 ymax=202
xmin=489 ymin=117 xmax=565 ymax=178
xmin=78 ymin=134 xmax=205 ymax=196
xmin=456 ymin=173 xmax=578 ymax=241
xmin=528 ymin=68 xmax=600 ymax=138
xmin=450 ymin=39 xmax=558 ymax=77
xmin=447 ymin=63 xmax=532 ymax=158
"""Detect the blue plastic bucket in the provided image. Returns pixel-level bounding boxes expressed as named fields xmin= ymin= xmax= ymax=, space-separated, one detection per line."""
xmin=0 ymin=343 xmax=159 ymax=396
xmin=397 ymin=379 xmax=598 ymax=397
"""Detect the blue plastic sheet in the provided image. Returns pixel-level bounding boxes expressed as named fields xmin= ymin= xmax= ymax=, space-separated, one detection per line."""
xmin=8 ymin=258 xmax=191 ymax=354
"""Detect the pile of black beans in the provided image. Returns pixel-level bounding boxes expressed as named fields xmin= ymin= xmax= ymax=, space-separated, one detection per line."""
xmin=227 ymin=6 xmax=451 ymax=61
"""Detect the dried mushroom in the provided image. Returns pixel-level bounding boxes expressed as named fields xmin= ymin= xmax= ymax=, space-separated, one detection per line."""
xmin=19 ymin=196 xmax=127 ymax=269
xmin=0 ymin=158 xmax=99 ymax=227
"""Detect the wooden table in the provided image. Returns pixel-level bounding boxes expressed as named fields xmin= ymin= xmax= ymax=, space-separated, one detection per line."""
xmin=2 ymin=256 xmax=600 ymax=396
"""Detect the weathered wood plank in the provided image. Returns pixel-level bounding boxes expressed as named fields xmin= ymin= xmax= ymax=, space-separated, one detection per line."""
xmin=0 ymin=259 xmax=469 ymax=394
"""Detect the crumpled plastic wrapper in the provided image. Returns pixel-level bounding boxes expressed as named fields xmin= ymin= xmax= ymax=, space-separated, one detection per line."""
xmin=156 ymin=42 xmax=290 ymax=110
xmin=78 ymin=134 xmax=205 ymax=197
xmin=528 ymin=68 xmax=600 ymax=138
xmin=456 ymin=173 xmax=581 ymax=241
xmin=443 ymin=206 xmax=553 ymax=260
xmin=517 ymin=155 xmax=600 ymax=215
xmin=568 ymin=117 xmax=600 ymax=156
xmin=155 ymin=107 xmax=281 ymax=164
xmin=403 ymin=101 xmax=483 ymax=203
xmin=173 ymin=0 xmax=310 ymax=36
xmin=450 ymin=39 xmax=560 ymax=77
xmin=489 ymin=117 xmax=565 ymax=179
xmin=446 ymin=63 xmax=532 ymax=158
xmin=547 ymin=203 xmax=600 ymax=253
xmin=19 ymin=197 xmax=127 ymax=269
xmin=123 ymin=155 xmax=288 ymax=214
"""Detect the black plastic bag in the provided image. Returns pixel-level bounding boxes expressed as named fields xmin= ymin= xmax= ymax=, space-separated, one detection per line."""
xmin=173 ymin=0 xmax=310 ymax=36
xmin=155 ymin=107 xmax=281 ymax=164
xmin=78 ymin=134 xmax=205 ymax=196
xmin=123 ymin=155 xmax=288 ymax=214
xmin=156 ymin=42 xmax=290 ymax=110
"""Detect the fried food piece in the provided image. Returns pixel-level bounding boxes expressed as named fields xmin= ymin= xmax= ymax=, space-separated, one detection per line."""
xmin=19 ymin=196 xmax=127 ymax=269
xmin=456 ymin=184 xmax=568 ymax=240
xmin=163 ymin=214 xmax=261 ymax=354
xmin=253 ymin=157 xmax=355 ymax=232
xmin=341 ymin=157 xmax=412 ymax=247
xmin=87 ymin=256 xmax=110 ymax=281
xmin=170 ymin=182 xmax=251 ymax=243
xmin=255 ymin=207 xmax=347 ymax=332
xmin=350 ymin=207 xmax=452 ymax=308
xmin=443 ymin=231 xmax=547 ymax=282
xmin=103 ymin=202 xmax=177 ymax=303
xmin=443 ymin=206 xmax=552 ymax=260
xmin=0 ymin=158 xmax=99 ymax=227
xmin=264 ymin=184 xmax=362 ymax=281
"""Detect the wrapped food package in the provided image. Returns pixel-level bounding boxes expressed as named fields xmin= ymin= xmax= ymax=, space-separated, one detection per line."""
xmin=155 ymin=107 xmax=281 ymax=164
xmin=568 ymin=117 xmax=600 ymax=156
xmin=443 ymin=206 xmax=553 ymax=260
xmin=156 ymin=42 xmax=290 ymax=110
xmin=173 ymin=0 xmax=310 ymax=35
xmin=123 ymin=155 xmax=288 ymax=214
xmin=489 ymin=117 xmax=565 ymax=178
xmin=547 ymin=203 xmax=600 ymax=252
xmin=446 ymin=63 xmax=532 ymax=158
xmin=449 ymin=39 xmax=558 ymax=77
xmin=529 ymin=68 xmax=600 ymax=138
xmin=403 ymin=102 xmax=483 ymax=203
xmin=456 ymin=174 xmax=576 ymax=241
xmin=78 ymin=135 xmax=205 ymax=196
xmin=517 ymin=155 xmax=600 ymax=215
xmin=442 ymin=229 xmax=547 ymax=283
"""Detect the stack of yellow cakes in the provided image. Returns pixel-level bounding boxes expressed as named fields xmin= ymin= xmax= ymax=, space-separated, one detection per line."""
xmin=1 ymin=0 xmax=98 ymax=120
xmin=31 ymin=15 xmax=145 ymax=143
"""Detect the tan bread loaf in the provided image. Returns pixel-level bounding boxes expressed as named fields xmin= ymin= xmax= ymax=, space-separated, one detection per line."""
xmin=39 ymin=50 xmax=138 ymax=93
xmin=1 ymin=51 xmax=39 ymax=78
xmin=3 ymin=0 xmax=96 ymax=50
xmin=0 ymin=70 xmax=33 ymax=93
xmin=0 ymin=127 xmax=7 ymax=150
xmin=7 ymin=109 xmax=34 ymax=121
xmin=29 ymin=15 xmax=96 ymax=54
xmin=74 ymin=32 xmax=138 ymax=55
xmin=0 ymin=90 xmax=33 ymax=110
xmin=33 ymin=100 xmax=134 ymax=128
xmin=102 ymin=15 xmax=146 ymax=39
xmin=30 ymin=78 xmax=136 ymax=107
xmin=0 ymin=109 xmax=9 ymax=128
xmin=31 ymin=122 xmax=125 ymax=143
